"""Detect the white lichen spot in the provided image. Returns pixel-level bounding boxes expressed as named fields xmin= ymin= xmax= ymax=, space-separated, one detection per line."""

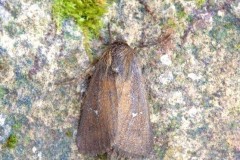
xmin=38 ymin=152 xmax=42 ymax=160
xmin=169 ymin=91 xmax=185 ymax=105
xmin=233 ymin=2 xmax=240 ymax=14
xmin=188 ymin=107 xmax=198 ymax=117
xmin=0 ymin=6 xmax=12 ymax=22
xmin=159 ymin=71 xmax=174 ymax=85
xmin=150 ymin=113 xmax=160 ymax=123
xmin=188 ymin=73 xmax=202 ymax=81
xmin=0 ymin=125 xmax=11 ymax=141
xmin=76 ymin=84 xmax=81 ymax=93
xmin=181 ymin=116 xmax=190 ymax=128
xmin=80 ymin=83 xmax=87 ymax=93
xmin=0 ymin=114 xmax=6 ymax=126
xmin=217 ymin=10 xmax=225 ymax=17
xmin=32 ymin=146 xmax=37 ymax=153
xmin=160 ymin=54 xmax=172 ymax=66
xmin=132 ymin=112 xmax=138 ymax=118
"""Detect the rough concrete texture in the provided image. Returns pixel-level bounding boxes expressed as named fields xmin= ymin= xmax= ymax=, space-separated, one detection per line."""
xmin=0 ymin=0 xmax=239 ymax=159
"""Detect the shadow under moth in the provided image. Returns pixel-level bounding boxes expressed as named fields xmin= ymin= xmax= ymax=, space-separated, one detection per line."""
xmin=76 ymin=41 xmax=153 ymax=159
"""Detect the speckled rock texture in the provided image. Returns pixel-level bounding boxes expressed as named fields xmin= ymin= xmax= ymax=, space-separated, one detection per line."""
xmin=0 ymin=0 xmax=239 ymax=159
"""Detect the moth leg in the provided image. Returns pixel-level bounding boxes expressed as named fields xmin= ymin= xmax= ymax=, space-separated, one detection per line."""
xmin=137 ymin=0 xmax=157 ymax=20
xmin=54 ymin=66 xmax=95 ymax=86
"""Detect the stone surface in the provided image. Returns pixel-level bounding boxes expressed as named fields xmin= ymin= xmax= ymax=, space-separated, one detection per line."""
xmin=0 ymin=0 xmax=239 ymax=159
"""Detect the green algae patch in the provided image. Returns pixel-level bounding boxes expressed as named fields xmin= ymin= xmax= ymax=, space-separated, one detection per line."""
xmin=235 ymin=43 xmax=240 ymax=50
xmin=0 ymin=86 xmax=8 ymax=99
xmin=52 ymin=0 xmax=114 ymax=62
xmin=175 ymin=2 xmax=187 ymax=20
xmin=12 ymin=122 xmax=22 ymax=131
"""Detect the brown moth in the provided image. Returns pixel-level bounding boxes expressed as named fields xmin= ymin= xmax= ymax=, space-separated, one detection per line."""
xmin=76 ymin=41 xmax=153 ymax=158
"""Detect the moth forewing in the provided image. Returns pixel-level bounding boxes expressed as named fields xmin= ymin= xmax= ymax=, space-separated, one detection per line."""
xmin=113 ymin=49 xmax=153 ymax=157
xmin=76 ymin=60 xmax=118 ymax=155
xmin=76 ymin=41 xmax=153 ymax=158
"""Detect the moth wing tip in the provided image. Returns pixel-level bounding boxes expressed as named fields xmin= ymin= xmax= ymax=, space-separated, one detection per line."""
xmin=112 ymin=145 xmax=152 ymax=159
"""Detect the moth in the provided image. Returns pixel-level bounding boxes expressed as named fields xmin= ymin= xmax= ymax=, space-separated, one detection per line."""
xmin=76 ymin=41 xmax=153 ymax=158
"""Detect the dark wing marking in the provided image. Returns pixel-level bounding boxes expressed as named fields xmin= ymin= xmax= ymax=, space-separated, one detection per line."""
xmin=76 ymin=61 xmax=118 ymax=155
xmin=113 ymin=56 xmax=153 ymax=157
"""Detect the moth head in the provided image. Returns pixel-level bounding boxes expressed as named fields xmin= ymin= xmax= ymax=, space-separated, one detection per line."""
xmin=110 ymin=41 xmax=134 ymax=76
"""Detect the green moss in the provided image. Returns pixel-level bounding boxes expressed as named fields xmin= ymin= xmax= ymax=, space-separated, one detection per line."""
xmin=195 ymin=0 xmax=206 ymax=7
xmin=52 ymin=0 xmax=114 ymax=62
xmin=97 ymin=153 xmax=108 ymax=160
xmin=5 ymin=134 xmax=18 ymax=149
xmin=65 ymin=130 xmax=73 ymax=138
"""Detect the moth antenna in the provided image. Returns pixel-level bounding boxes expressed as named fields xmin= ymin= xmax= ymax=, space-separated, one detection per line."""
xmin=137 ymin=29 xmax=157 ymax=48
xmin=137 ymin=27 xmax=155 ymax=48
xmin=137 ymin=27 xmax=174 ymax=49
xmin=138 ymin=0 xmax=157 ymax=21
